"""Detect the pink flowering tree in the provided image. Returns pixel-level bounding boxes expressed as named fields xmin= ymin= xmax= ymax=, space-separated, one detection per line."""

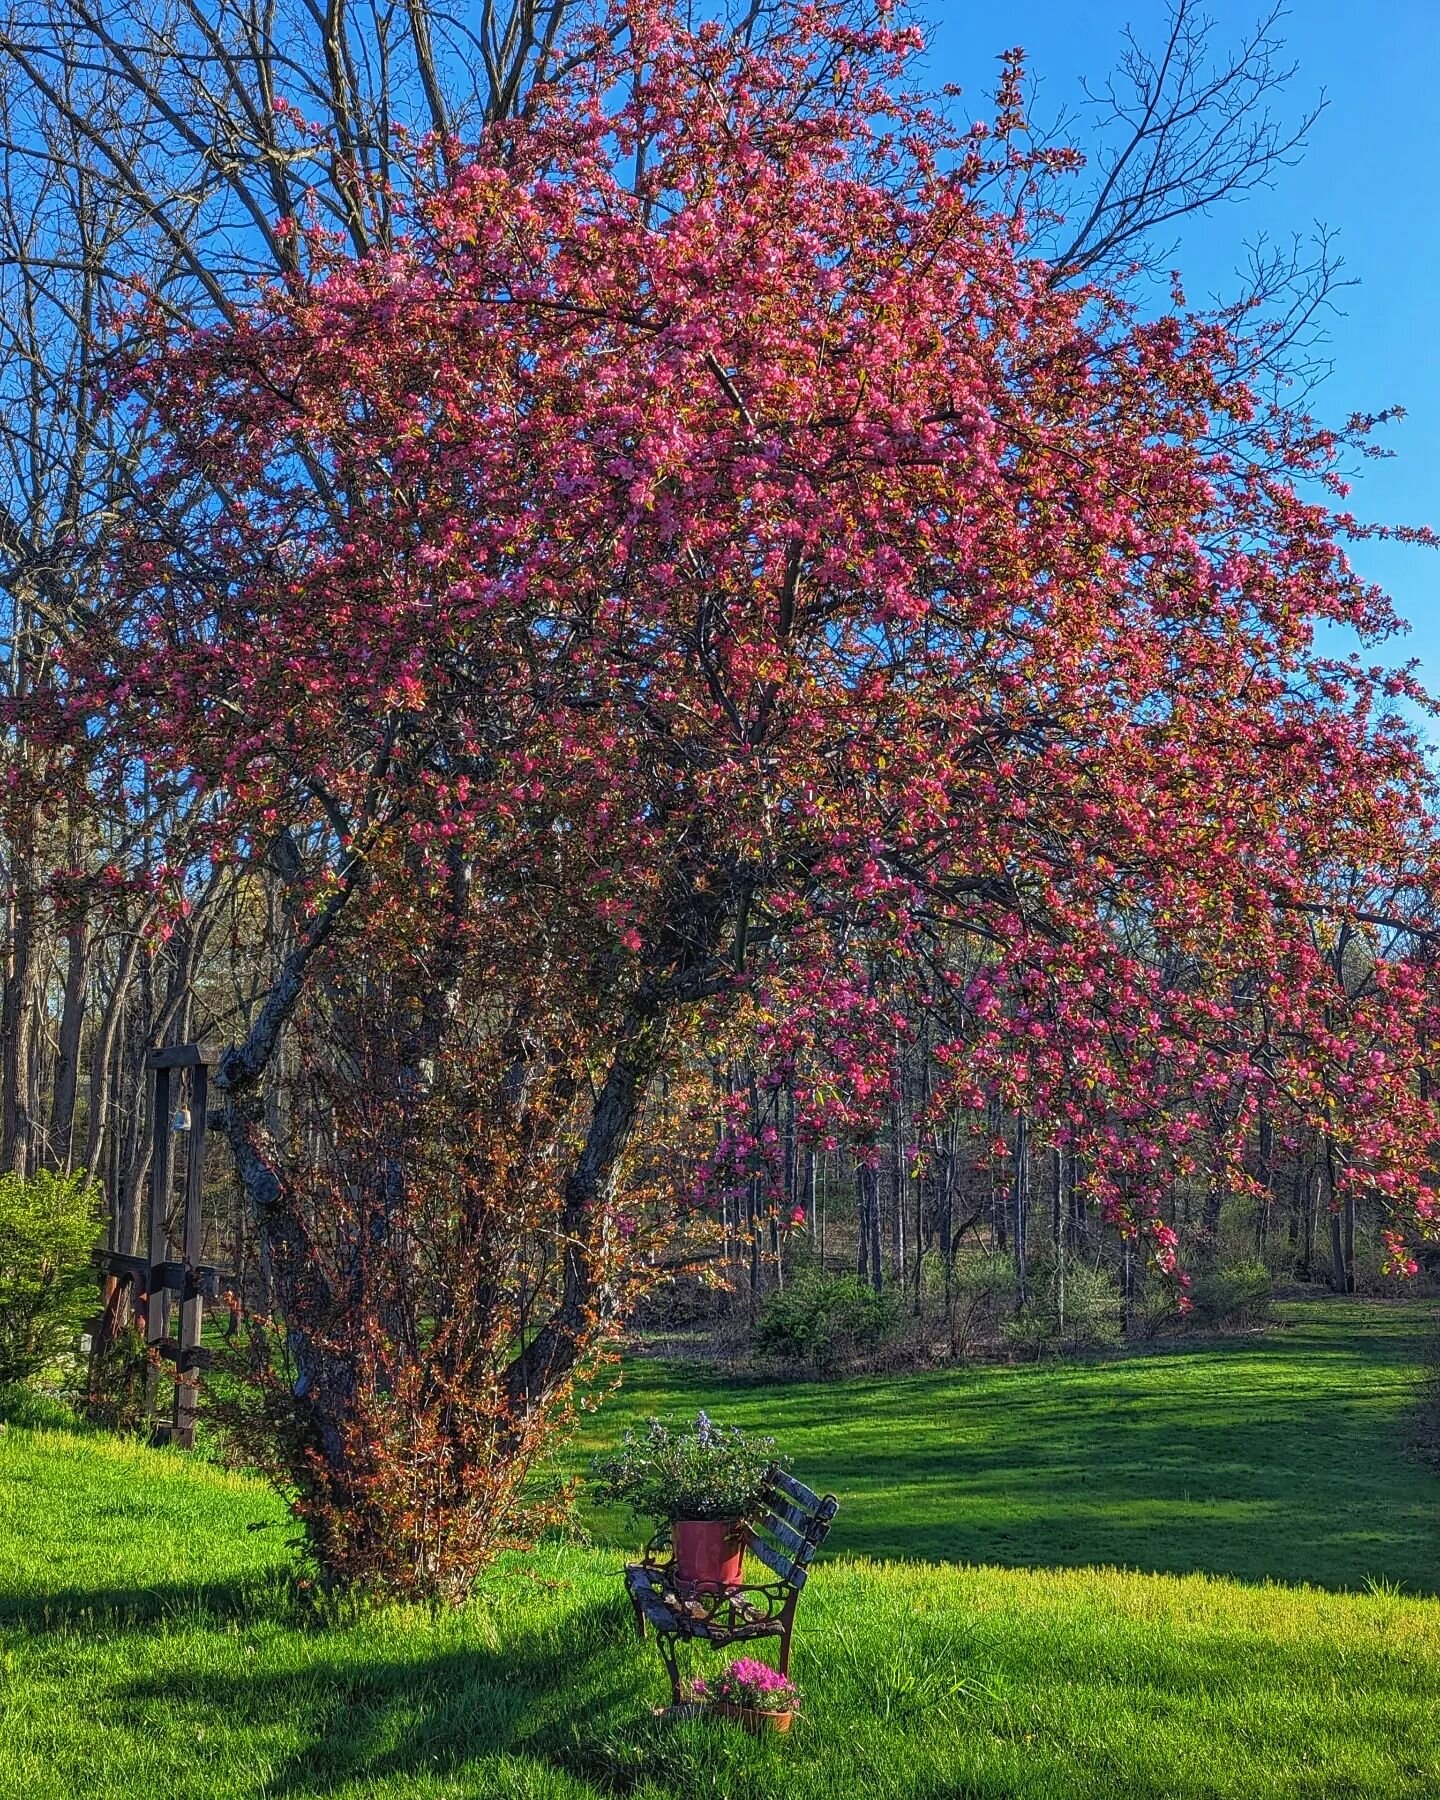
xmin=62 ymin=0 xmax=1439 ymax=1590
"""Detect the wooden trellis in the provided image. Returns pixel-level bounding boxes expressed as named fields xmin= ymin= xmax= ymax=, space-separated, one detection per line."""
xmin=92 ymin=1042 xmax=229 ymax=1448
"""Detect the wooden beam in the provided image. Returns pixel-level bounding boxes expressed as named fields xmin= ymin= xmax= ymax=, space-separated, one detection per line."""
xmin=154 ymin=1340 xmax=214 ymax=1372
xmin=144 ymin=1066 xmax=174 ymax=1348
xmin=93 ymin=1249 xmax=148 ymax=1281
xmin=144 ymin=1043 xmax=222 ymax=1070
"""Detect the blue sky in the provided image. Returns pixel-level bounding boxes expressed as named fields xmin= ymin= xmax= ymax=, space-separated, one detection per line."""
xmin=924 ymin=1 xmax=1439 ymax=695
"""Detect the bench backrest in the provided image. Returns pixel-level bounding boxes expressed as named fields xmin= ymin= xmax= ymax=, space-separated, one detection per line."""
xmin=743 ymin=1466 xmax=838 ymax=1590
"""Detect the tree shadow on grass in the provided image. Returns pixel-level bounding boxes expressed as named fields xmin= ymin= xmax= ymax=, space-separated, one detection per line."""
xmin=109 ymin=1573 xmax=1440 ymax=1800
xmin=117 ymin=1589 xmax=682 ymax=1799
xmin=0 ymin=1572 xmax=295 ymax=1635
xmin=633 ymin=1320 xmax=1440 ymax=1595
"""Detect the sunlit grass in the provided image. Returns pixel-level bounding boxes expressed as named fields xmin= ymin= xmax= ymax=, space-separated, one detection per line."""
xmin=1 ymin=1299 xmax=1437 ymax=1798
xmin=580 ymin=1299 xmax=1440 ymax=1591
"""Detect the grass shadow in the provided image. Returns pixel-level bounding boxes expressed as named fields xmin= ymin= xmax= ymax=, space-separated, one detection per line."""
xmin=0 ymin=1571 xmax=297 ymax=1635
xmin=118 ymin=1590 xmax=657 ymax=1798
xmin=583 ymin=1301 xmax=1440 ymax=1594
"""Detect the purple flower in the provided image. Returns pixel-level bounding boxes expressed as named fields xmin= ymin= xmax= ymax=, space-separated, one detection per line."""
xmin=715 ymin=1656 xmax=801 ymax=1711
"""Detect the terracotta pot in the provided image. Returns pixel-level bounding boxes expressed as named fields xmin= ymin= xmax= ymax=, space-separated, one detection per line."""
xmin=712 ymin=1702 xmax=794 ymax=1735
xmin=671 ymin=1518 xmax=744 ymax=1593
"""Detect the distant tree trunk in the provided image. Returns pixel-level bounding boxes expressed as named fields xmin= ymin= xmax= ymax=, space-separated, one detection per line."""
xmin=84 ymin=915 xmax=150 ymax=1182
xmin=50 ymin=916 xmax=89 ymax=1173
xmin=3 ymin=808 xmax=42 ymax=1176
xmin=989 ymin=1099 xmax=1007 ymax=1252
xmin=1067 ymin=1150 xmax=1087 ymax=1253
xmin=913 ymin=1034 xmax=930 ymax=1310
xmin=1052 ymin=1146 xmax=1065 ymax=1335
xmin=938 ymin=1125 xmax=954 ymax=1300
xmin=1201 ymin=1181 xmax=1223 ymax=1243
xmin=747 ymin=1069 xmax=763 ymax=1316
xmin=859 ymin=1161 xmax=883 ymax=1294
xmin=1012 ymin=1114 xmax=1029 ymax=1308
xmin=1121 ymin=1233 xmax=1135 ymax=1335
xmin=1328 ymin=1208 xmax=1346 ymax=1293
xmin=1301 ymin=1162 xmax=1317 ymax=1281
xmin=1256 ymin=1106 xmax=1274 ymax=1256
xmin=784 ymin=1085 xmax=797 ymax=1209
xmin=1325 ymin=1139 xmax=1353 ymax=1294
xmin=856 ymin=1151 xmax=870 ymax=1286
xmin=890 ymin=1090 xmax=905 ymax=1294
xmin=870 ymin=1165 xmax=884 ymax=1294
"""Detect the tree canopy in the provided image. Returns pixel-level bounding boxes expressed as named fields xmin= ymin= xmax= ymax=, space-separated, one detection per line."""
xmin=43 ymin=0 xmax=1440 ymax=1590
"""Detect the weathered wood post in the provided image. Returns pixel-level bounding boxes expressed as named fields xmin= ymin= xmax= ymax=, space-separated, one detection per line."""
xmin=140 ymin=1055 xmax=174 ymax=1421
xmin=141 ymin=1043 xmax=218 ymax=1447
xmin=174 ymin=1056 xmax=211 ymax=1448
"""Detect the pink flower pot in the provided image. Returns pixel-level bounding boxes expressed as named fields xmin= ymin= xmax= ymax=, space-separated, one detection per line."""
xmin=671 ymin=1518 xmax=744 ymax=1594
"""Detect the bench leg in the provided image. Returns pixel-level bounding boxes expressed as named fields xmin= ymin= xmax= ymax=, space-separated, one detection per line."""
xmin=655 ymin=1631 xmax=684 ymax=1705
xmin=776 ymin=1589 xmax=800 ymax=1679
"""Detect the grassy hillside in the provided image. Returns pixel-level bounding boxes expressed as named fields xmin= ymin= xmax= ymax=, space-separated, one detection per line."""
xmin=1 ymin=1301 xmax=1437 ymax=1799
xmin=580 ymin=1300 xmax=1440 ymax=1590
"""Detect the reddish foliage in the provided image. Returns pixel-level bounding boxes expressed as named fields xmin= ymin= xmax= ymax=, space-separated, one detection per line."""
xmin=59 ymin=0 xmax=1440 ymax=1588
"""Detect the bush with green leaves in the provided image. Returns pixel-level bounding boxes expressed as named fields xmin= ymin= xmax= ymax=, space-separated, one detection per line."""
xmin=1188 ymin=1257 xmax=1272 ymax=1329
xmin=1052 ymin=1258 xmax=1125 ymax=1348
xmin=591 ymin=1413 xmax=780 ymax=1525
xmin=0 ymin=1169 xmax=100 ymax=1387
xmin=754 ymin=1273 xmax=899 ymax=1369
xmin=1002 ymin=1257 xmax=1123 ymax=1358
xmin=944 ymin=1255 xmax=1018 ymax=1357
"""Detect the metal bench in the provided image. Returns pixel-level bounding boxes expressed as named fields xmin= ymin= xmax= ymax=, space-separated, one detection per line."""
xmin=624 ymin=1466 xmax=839 ymax=1703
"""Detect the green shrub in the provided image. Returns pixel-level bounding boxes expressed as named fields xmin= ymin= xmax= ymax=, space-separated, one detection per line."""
xmin=1000 ymin=1258 xmax=1122 ymax=1357
xmin=1051 ymin=1258 xmax=1124 ymax=1349
xmin=945 ymin=1256 xmax=1017 ymax=1357
xmin=0 ymin=1170 xmax=100 ymax=1387
xmin=1002 ymin=1300 xmax=1057 ymax=1358
xmin=754 ymin=1273 xmax=899 ymax=1369
xmin=1188 ymin=1257 xmax=1272 ymax=1329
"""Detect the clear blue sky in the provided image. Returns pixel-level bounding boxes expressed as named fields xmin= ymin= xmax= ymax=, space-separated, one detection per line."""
xmin=925 ymin=1 xmax=1439 ymax=694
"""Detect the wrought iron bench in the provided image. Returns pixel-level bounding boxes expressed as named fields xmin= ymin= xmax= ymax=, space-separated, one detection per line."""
xmin=624 ymin=1466 xmax=839 ymax=1703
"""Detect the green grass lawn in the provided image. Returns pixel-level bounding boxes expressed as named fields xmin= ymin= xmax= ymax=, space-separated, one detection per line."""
xmin=580 ymin=1299 xmax=1440 ymax=1591
xmin=1 ymin=1300 xmax=1438 ymax=1799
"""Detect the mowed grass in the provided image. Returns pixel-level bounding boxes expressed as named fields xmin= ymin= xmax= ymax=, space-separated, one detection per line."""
xmin=580 ymin=1299 xmax=1440 ymax=1591
xmin=0 ymin=1302 xmax=1435 ymax=1799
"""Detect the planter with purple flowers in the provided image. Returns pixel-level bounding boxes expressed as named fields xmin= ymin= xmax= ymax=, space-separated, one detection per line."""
xmin=698 ymin=1658 xmax=802 ymax=1733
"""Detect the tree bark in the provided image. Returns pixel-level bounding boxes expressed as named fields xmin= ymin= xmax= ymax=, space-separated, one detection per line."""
xmin=50 ymin=915 xmax=88 ymax=1172
xmin=2 ymin=805 xmax=42 ymax=1176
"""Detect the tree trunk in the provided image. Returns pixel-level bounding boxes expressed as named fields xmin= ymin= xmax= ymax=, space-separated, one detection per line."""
xmin=1256 ymin=1106 xmax=1273 ymax=1257
xmin=857 ymin=1161 xmax=882 ymax=1293
xmin=1052 ymin=1146 xmax=1065 ymax=1336
xmin=989 ymin=1099 xmax=1007 ymax=1252
xmin=84 ymin=914 xmax=151 ymax=1182
xmin=1324 ymin=1141 xmax=1351 ymax=1294
xmin=50 ymin=916 xmax=89 ymax=1173
xmin=2 ymin=807 xmax=42 ymax=1176
xmin=890 ymin=1082 xmax=905 ymax=1296
xmin=1201 ymin=1181 xmax=1223 ymax=1243
xmin=1012 ymin=1114 xmax=1029 ymax=1308
xmin=500 ymin=1006 xmax=668 ymax=1413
